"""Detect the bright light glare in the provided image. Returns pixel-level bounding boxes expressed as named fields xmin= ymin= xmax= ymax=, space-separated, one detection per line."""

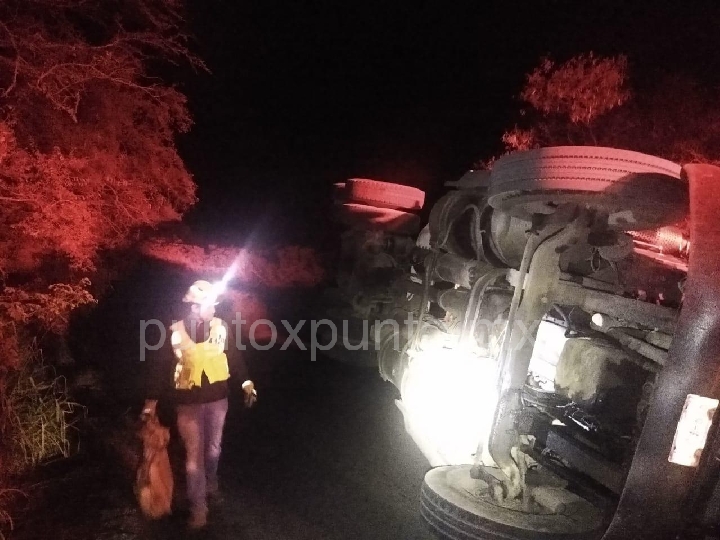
xmin=220 ymin=259 xmax=239 ymax=288
xmin=399 ymin=346 xmax=498 ymax=467
xmin=202 ymin=258 xmax=242 ymax=308
xmin=397 ymin=321 xmax=568 ymax=467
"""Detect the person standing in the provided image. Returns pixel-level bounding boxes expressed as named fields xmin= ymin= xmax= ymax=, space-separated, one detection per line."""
xmin=144 ymin=279 xmax=257 ymax=529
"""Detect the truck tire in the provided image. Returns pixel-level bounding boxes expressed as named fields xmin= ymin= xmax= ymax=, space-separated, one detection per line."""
xmin=488 ymin=146 xmax=687 ymax=230
xmin=333 ymin=202 xmax=421 ymax=235
xmin=420 ymin=466 xmax=603 ymax=540
xmin=346 ymin=178 xmax=425 ymax=211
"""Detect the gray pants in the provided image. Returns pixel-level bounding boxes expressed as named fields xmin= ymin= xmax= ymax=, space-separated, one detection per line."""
xmin=176 ymin=398 xmax=229 ymax=512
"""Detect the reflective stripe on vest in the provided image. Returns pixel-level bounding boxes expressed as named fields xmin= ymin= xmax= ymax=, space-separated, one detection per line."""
xmin=170 ymin=318 xmax=230 ymax=390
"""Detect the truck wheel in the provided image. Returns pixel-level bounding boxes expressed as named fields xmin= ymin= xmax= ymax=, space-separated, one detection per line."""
xmin=420 ymin=466 xmax=604 ymax=540
xmin=345 ymin=178 xmax=425 ymax=211
xmin=333 ymin=202 xmax=421 ymax=235
xmin=488 ymin=146 xmax=687 ymax=230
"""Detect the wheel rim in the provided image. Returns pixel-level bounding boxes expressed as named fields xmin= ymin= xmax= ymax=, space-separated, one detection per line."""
xmin=421 ymin=465 xmax=605 ymax=540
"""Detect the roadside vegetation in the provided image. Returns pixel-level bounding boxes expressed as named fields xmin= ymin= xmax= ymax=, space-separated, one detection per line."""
xmin=499 ymin=53 xmax=720 ymax=164
xmin=0 ymin=0 xmax=200 ymax=534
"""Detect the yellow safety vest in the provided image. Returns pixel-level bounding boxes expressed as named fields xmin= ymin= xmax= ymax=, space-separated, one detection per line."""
xmin=171 ymin=318 xmax=230 ymax=390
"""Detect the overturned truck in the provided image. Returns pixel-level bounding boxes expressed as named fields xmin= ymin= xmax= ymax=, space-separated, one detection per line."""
xmin=329 ymin=147 xmax=720 ymax=540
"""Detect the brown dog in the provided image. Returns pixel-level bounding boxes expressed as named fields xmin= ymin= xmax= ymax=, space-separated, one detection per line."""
xmin=135 ymin=400 xmax=173 ymax=519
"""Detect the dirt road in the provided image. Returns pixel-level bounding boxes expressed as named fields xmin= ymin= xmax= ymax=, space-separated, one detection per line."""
xmin=12 ymin=351 xmax=437 ymax=540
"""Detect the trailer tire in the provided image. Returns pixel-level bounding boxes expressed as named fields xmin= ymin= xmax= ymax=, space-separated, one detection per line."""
xmin=488 ymin=146 xmax=687 ymax=230
xmin=346 ymin=179 xmax=425 ymax=211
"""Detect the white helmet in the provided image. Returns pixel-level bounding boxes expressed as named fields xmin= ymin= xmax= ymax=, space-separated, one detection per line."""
xmin=183 ymin=280 xmax=221 ymax=305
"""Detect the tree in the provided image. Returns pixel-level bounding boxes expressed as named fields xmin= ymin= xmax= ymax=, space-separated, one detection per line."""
xmin=0 ymin=0 xmax=200 ymax=275
xmin=502 ymin=53 xmax=720 ymax=166
xmin=0 ymin=0 xmax=201 ymax=476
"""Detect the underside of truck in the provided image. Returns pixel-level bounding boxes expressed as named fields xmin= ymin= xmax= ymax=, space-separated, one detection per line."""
xmin=326 ymin=147 xmax=720 ymax=539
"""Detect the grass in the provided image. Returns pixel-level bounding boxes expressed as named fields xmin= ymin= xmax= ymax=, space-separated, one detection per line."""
xmin=0 ymin=346 xmax=83 ymax=538
xmin=3 ymin=357 xmax=83 ymax=473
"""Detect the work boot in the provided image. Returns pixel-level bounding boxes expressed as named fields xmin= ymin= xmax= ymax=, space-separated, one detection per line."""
xmin=187 ymin=506 xmax=208 ymax=530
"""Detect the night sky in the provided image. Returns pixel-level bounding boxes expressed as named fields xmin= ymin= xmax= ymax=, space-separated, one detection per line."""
xmin=176 ymin=0 xmax=720 ymax=245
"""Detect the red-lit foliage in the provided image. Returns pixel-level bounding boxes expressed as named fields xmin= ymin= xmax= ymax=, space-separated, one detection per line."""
xmin=0 ymin=0 xmax=200 ymax=275
xmin=502 ymin=54 xmax=720 ymax=165
xmin=0 ymin=0 xmax=200 ymax=478
xmin=141 ymin=240 xmax=326 ymax=288
xmin=521 ymin=54 xmax=630 ymax=125
xmin=0 ymin=0 xmax=198 ymax=322
xmin=223 ymin=289 xmax=270 ymax=339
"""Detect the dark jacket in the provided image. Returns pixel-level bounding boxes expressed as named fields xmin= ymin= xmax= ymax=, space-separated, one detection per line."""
xmin=144 ymin=316 xmax=249 ymax=405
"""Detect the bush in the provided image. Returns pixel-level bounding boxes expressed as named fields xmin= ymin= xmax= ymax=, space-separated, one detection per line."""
xmin=0 ymin=0 xmax=202 ymax=529
xmin=1 ymin=347 xmax=82 ymax=476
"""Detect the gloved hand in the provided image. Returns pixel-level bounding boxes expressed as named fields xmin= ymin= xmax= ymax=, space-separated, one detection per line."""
xmin=141 ymin=399 xmax=158 ymax=420
xmin=242 ymin=381 xmax=257 ymax=408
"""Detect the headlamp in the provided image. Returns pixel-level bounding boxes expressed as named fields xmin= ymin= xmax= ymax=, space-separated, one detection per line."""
xmin=200 ymin=281 xmax=225 ymax=308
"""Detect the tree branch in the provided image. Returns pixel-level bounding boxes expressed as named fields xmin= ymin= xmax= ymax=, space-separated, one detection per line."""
xmin=0 ymin=21 xmax=19 ymax=97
